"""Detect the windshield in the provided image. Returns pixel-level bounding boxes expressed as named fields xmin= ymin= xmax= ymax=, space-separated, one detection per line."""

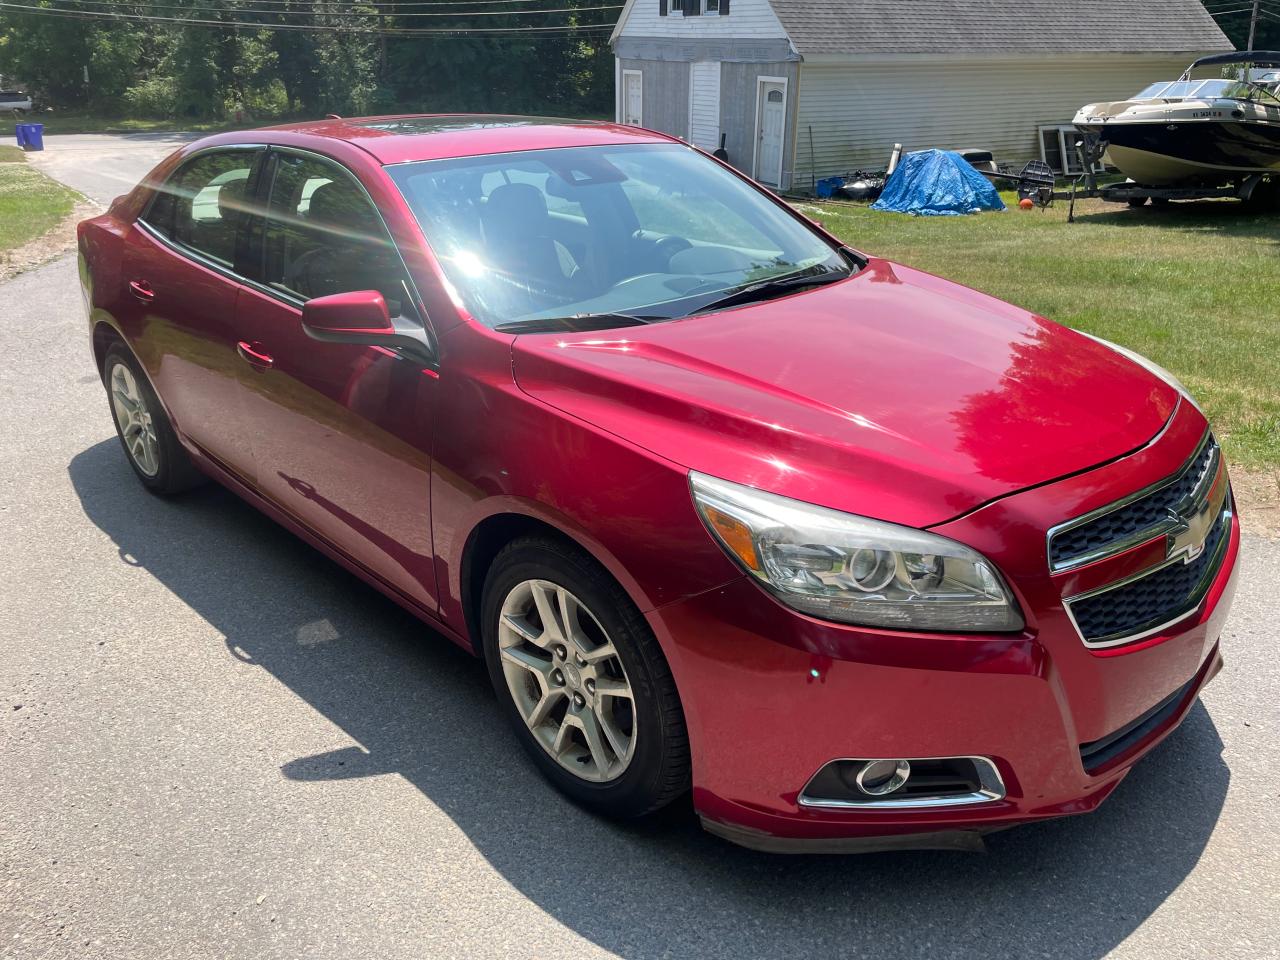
xmin=1220 ymin=80 xmax=1280 ymax=103
xmin=386 ymin=143 xmax=848 ymax=329
xmin=1134 ymin=77 xmax=1280 ymax=103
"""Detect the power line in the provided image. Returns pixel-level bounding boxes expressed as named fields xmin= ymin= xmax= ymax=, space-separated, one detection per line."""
xmin=0 ymin=1 xmax=617 ymax=32
xmin=117 ymin=0 xmax=610 ymax=6
xmin=35 ymin=0 xmax=622 ymax=15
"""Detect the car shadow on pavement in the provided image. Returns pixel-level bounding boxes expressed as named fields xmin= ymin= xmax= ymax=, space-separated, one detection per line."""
xmin=69 ymin=438 xmax=1230 ymax=960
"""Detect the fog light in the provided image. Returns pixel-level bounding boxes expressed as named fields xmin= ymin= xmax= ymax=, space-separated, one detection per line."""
xmin=855 ymin=759 xmax=911 ymax=796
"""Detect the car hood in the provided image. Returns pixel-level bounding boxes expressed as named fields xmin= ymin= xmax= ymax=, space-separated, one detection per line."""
xmin=511 ymin=258 xmax=1178 ymax=528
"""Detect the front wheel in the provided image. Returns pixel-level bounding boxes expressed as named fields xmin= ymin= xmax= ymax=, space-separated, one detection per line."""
xmin=102 ymin=343 xmax=205 ymax=496
xmin=481 ymin=537 xmax=690 ymax=818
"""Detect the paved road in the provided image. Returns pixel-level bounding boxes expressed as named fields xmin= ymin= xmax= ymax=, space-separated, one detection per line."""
xmin=3 ymin=136 xmax=1278 ymax=960
xmin=27 ymin=132 xmax=197 ymax=206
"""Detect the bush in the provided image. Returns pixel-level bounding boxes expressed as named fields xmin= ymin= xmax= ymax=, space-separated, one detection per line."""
xmin=123 ymin=76 xmax=178 ymax=118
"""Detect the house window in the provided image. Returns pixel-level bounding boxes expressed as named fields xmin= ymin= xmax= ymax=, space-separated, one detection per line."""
xmin=662 ymin=0 xmax=726 ymax=18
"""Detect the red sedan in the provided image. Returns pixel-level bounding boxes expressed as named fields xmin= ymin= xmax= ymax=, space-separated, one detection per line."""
xmin=77 ymin=116 xmax=1239 ymax=852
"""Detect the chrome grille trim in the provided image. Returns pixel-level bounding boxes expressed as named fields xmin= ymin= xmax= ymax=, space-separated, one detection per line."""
xmin=1047 ymin=430 xmax=1217 ymax=573
xmin=1063 ymin=498 xmax=1231 ymax=649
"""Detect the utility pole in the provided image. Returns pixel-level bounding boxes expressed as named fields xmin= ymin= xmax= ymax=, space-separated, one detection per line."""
xmin=1248 ymin=0 xmax=1260 ymax=51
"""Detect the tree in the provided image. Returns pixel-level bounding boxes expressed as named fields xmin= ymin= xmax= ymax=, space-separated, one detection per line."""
xmin=0 ymin=0 xmax=618 ymax=119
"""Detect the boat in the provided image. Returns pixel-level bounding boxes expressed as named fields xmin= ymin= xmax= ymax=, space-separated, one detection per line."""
xmin=1073 ymin=50 xmax=1280 ymax=186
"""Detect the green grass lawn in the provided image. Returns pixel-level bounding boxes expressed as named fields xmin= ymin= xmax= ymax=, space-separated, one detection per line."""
xmin=803 ymin=194 xmax=1280 ymax=470
xmin=0 ymin=149 xmax=81 ymax=255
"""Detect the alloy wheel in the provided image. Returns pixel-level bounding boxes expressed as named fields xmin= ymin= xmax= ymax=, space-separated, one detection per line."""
xmin=497 ymin=579 xmax=637 ymax=783
xmin=108 ymin=361 xmax=160 ymax=477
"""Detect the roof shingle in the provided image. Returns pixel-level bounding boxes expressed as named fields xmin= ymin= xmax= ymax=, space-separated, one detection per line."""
xmin=767 ymin=0 xmax=1232 ymax=56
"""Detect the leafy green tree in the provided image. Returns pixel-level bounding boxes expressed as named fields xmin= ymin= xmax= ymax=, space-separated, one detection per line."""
xmin=0 ymin=0 xmax=616 ymax=120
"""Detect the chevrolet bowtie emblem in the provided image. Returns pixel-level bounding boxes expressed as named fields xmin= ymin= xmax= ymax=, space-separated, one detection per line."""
xmin=1166 ymin=503 xmax=1208 ymax=563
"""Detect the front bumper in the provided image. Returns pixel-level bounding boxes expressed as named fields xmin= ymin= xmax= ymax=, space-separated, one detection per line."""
xmin=648 ymin=407 xmax=1240 ymax=850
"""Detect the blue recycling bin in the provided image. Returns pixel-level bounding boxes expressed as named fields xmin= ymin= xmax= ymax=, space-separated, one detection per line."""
xmin=15 ymin=123 xmax=44 ymax=151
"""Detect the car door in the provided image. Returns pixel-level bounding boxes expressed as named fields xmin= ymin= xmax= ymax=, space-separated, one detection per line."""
xmin=121 ymin=146 xmax=263 ymax=483
xmin=234 ymin=147 xmax=439 ymax=611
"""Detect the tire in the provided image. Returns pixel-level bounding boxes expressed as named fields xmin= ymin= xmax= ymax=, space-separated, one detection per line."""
xmin=1127 ymin=197 xmax=1149 ymax=208
xmin=481 ymin=536 xmax=690 ymax=819
xmin=1244 ymin=179 xmax=1280 ymax=212
xmin=102 ymin=342 xmax=206 ymax=496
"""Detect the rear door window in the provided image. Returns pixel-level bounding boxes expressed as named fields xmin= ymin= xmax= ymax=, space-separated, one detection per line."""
xmin=145 ymin=149 xmax=261 ymax=268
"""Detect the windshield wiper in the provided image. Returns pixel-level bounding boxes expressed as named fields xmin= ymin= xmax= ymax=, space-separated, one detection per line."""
xmin=695 ymin=265 xmax=851 ymax=314
xmin=494 ymin=312 xmax=665 ymax=334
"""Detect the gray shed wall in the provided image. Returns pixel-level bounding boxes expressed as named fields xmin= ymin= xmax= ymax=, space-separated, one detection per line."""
xmin=617 ymin=57 xmax=801 ymax=191
xmin=619 ymin=57 xmax=690 ymax=145
xmin=718 ymin=60 xmax=800 ymax=191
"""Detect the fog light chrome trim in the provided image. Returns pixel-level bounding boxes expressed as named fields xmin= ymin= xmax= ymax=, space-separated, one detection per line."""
xmin=798 ymin=756 xmax=1006 ymax=810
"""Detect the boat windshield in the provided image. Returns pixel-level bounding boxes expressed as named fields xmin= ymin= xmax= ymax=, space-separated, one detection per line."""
xmin=1219 ymin=80 xmax=1280 ymax=103
xmin=1188 ymin=79 xmax=1235 ymax=97
xmin=1131 ymin=77 xmax=1280 ymax=102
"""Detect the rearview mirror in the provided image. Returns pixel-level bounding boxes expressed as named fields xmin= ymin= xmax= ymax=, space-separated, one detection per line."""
xmin=300 ymin=290 xmax=434 ymax=363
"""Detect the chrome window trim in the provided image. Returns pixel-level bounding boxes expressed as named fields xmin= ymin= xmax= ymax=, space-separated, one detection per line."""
xmin=1046 ymin=421 xmax=1214 ymax=573
xmin=1062 ymin=497 xmax=1232 ymax=649
xmin=797 ymin=756 xmax=1006 ymax=811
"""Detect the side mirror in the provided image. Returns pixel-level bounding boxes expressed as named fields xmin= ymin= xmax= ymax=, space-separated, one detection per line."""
xmin=300 ymin=290 xmax=434 ymax=363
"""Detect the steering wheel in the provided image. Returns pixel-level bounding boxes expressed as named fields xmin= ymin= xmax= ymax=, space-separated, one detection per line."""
xmin=652 ymin=235 xmax=693 ymax=266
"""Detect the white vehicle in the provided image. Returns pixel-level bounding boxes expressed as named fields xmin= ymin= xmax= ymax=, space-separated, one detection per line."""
xmin=1 ymin=90 xmax=33 ymax=113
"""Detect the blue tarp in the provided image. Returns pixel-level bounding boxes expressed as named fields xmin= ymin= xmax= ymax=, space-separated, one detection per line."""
xmin=870 ymin=149 xmax=1004 ymax=216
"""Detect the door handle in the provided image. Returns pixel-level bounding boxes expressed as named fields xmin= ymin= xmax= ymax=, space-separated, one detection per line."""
xmin=128 ymin=280 xmax=155 ymax=303
xmin=236 ymin=340 xmax=274 ymax=370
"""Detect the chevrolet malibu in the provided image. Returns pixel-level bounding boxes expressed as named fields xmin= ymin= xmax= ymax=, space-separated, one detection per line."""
xmin=77 ymin=116 xmax=1239 ymax=852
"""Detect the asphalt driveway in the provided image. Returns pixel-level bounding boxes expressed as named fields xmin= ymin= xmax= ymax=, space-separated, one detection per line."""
xmin=1 ymin=135 xmax=1277 ymax=960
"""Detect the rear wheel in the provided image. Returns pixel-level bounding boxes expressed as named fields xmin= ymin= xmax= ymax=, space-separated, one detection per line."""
xmin=102 ymin=343 xmax=205 ymax=496
xmin=481 ymin=537 xmax=689 ymax=818
xmin=1127 ymin=196 xmax=1149 ymax=208
xmin=1245 ymin=178 xmax=1280 ymax=212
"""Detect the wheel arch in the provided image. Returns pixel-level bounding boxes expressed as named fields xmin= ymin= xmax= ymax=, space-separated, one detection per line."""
xmin=91 ymin=318 xmax=125 ymax=375
xmin=457 ymin=507 xmax=654 ymax=662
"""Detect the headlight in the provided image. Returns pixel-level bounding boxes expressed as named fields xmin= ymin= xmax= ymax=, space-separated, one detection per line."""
xmin=1076 ymin=331 xmax=1203 ymax=414
xmin=690 ymin=472 xmax=1024 ymax=632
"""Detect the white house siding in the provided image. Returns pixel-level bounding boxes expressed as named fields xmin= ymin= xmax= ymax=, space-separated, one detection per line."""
xmin=614 ymin=0 xmax=788 ymax=42
xmin=689 ymin=61 xmax=722 ymax=149
xmin=794 ymin=55 xmax=1201 ymax=182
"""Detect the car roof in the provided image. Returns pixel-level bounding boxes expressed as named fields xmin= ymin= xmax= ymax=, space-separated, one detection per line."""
xmin=255 ymin=114 xmax=679 ymax=165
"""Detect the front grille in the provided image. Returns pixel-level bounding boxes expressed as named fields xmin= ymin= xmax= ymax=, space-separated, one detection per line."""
xmin=1067 ymin=500 xmax=1229 ymax=646
xmin=1079 ymin=676 xmax=1195 ymax=774
xmin=1049 ymin=436 xmax=1219 ymax=571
